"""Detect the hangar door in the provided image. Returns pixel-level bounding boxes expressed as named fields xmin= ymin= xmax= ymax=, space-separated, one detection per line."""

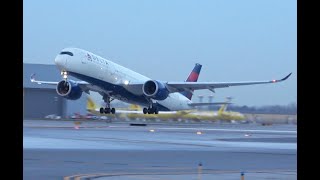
xmin=23 ymin=88 xmax=65 ymax=119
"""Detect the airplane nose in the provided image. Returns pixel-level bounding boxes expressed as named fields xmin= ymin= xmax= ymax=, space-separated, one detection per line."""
xmin=54 ymin=56 xmax=67 ymax=69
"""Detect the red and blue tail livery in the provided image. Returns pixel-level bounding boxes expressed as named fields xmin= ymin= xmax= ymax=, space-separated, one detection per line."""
xmin=180 ymin=63 xmax=202 ymax=100
xmin=186 ymin=63 xmax=202 ymax=82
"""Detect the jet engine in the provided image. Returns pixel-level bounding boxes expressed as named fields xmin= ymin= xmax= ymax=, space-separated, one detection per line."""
xmin=142 ymin=80 xmax=169 ymax=100
xmin=56 ymin=80 xmax=83 ymax=100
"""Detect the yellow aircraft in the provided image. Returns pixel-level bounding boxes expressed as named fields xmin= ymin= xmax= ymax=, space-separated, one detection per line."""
xmin=87 ymin=93 xmax=243 ymax=121
xmin=86 ymin=94 xmax=142 ymax=121
xmin=216 ymin=97 xmax=245 ymax=120
xmin=87 ymin=96 xmax=141 ymax=113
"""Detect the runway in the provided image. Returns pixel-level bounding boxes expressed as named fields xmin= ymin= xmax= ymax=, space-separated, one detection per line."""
xmin=23 ymin=119 xmax=297 ymax=180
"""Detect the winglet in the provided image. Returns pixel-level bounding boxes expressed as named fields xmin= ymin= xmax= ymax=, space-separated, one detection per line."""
xmin=281 ymin=73 xmax=292 ymax=81
xmin=30 ymin=73 xmax=36 ymax=82
xmin=271 ymin=73 xmax=292 ymax=83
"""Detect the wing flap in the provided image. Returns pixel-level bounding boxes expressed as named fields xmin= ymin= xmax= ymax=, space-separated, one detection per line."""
xmin=188 ymin=102 xmax=232 ymax=107
xmin=166 ymin=73 xmax=292 ymax=93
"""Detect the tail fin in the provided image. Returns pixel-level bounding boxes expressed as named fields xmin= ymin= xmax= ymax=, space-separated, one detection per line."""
xmin=87 ymin=95 xmax=98 ymax=112
xmin=180 ymin=63 xmax=202 ymax=100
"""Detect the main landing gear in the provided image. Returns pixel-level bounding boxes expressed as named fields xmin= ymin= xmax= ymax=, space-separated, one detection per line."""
xmin=99 ymin=107 xmax=116 ymax=114
xmin=99 ymin=95 xmax=116 ymax=114
xmin=143 ymin=102 xmax=159 ymax=114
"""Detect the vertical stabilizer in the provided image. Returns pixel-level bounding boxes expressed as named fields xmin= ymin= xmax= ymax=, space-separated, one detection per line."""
xmin=180 ymin=63 xmax=202 ymax=100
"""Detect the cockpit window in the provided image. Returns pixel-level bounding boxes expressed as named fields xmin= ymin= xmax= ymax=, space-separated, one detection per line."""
xmin=60 ymin=51 xmax=73 ymax=56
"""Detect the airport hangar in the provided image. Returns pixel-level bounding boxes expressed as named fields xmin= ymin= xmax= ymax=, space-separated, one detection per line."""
xmin=23 ymin=63 xmax=87 ymax=119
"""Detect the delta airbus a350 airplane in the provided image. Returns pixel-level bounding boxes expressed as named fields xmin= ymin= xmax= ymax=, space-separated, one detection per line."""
xmin=30 ymin=47 xmax=291 ymax=114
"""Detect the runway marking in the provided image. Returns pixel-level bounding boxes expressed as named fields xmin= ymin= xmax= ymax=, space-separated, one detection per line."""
xmin=64 ymin=169 xmax=296 ymax=180
xmin=24 ymin=122 xmax=297 ymax=133
xmin=62 ymin=136 xmax=215 ymax=147
xmin=63 ymin=160 xmax=84 ymax=164
xmin=23 ymin=125 xmax=111 ymax=128
xmin=24 ymin=157 xmax=131 ymax=167
xmin=156 ymin=127 xmax=297 ymax=134
xmin=24 ymin=125 xmax=296 ymax=136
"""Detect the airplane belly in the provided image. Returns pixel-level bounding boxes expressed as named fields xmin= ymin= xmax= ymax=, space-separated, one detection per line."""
xmin=67 ymin=71 xmax=149 ymax=104
xmin=158 ymin=93 xmax=188 ymax=111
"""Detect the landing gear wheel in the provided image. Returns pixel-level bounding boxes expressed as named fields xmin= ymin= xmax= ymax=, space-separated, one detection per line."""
xmin=148 ymin=107 xmax=157 ymax=114
xmin=144 ymin=103 xmax=159 ymax=114
xmin=143 ymin=108 xmax=148 ymax=114
xmin=104 ymin=108 xmax=111 ymax=114
xmin=111 ymin=108 xmax=116 ymax=114
xmin=100 ymin=107 xmax=104 ymax=114
xmin=102 ymin=95 xmax=115 ymax=114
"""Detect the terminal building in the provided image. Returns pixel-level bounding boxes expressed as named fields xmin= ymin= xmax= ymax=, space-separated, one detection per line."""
xmin=23 ymin=63 xmax=86 ymax=119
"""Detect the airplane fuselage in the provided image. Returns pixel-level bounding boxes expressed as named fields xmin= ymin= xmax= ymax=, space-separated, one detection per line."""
xmin=55 ymin=48 xmax=192 ymax=111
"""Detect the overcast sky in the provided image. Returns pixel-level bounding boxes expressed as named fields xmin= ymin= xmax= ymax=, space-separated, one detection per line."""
xmin=23 ymin=0 xmax=296 ymax=106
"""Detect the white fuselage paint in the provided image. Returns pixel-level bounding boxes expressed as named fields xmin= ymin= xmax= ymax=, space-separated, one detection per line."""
xmin=55 ymin=48 xmax=192 ymax=111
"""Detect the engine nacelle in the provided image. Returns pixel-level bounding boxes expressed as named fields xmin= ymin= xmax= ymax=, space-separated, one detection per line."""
xmin=56 ymin=80 xmax=83 ymax=100
xmin=142 ymin=80 xmax=169 ymax=100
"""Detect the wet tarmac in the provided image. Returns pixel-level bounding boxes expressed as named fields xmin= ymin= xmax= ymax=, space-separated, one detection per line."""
xmin=23 ymin=119 xmax=297 ymax=180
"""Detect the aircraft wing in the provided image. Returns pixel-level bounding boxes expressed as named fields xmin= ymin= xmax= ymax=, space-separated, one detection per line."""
xmin=30 ymin=73 xmax=60 ymax=85
xmin=31 ymin=72 xmax=291 ymax=96
xmin=30 ymin=73 xmax=107 ymax=94
xmin=188 ymin=102 xmax=232 ymax=107
xmin=30 ymin=73 xmax=89 ymax=85
xmin=165 ymin=73 xmax=292 ymax=93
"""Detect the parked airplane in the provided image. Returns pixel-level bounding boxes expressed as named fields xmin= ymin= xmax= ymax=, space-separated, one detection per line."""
xmin=216 ymin=97 xmax=244 ymax=118
xmin=86 ymin=92 xmax=143 ymax=114
xmin=30 ymin=47 xmax=291 ymax=114
xmin=191 ymin=97 xmax=245 ymax=119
